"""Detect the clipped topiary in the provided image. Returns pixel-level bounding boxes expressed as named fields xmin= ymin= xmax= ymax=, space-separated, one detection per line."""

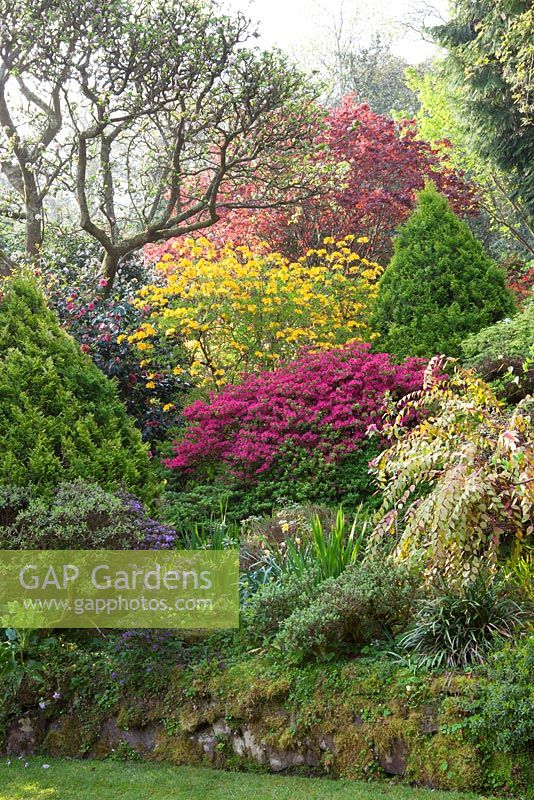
xmin=0 ymin=276 xmax=158 ymax=502
xmin=372 ymin=184 xmax=515 ymax=358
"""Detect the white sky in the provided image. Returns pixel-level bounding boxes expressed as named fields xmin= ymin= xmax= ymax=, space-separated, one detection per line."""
xmin=226 ymin=0 xmax=449 ymax=64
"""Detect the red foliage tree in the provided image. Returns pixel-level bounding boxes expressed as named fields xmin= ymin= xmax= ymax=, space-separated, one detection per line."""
xmin=146 ymin=97 xmax=477 ymax=264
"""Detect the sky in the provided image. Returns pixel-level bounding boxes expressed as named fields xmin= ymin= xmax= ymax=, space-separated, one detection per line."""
xmin=226 ymin=0 xmax=449 ymax=65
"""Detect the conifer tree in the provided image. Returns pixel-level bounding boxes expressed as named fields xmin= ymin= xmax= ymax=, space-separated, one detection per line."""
xmin=372 ymin=184 xmax=515 ymax=359
xmin=0 ymin=276 xmax=157 ymax=500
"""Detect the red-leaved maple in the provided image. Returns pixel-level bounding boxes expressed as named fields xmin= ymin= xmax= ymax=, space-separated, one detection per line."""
xmin=146 ymin=97 xmax=477 ymax=264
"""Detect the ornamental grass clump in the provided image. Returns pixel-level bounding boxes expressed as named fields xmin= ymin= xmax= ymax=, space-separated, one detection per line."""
xmin=399 ymin=574 xmax=529 ymax=670
xmin=255 ymin=505 xmax=370 ymax=583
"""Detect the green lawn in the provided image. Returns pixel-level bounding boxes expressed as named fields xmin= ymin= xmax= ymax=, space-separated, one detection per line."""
xmin=0 ymin=759 xmax=497 ymax=800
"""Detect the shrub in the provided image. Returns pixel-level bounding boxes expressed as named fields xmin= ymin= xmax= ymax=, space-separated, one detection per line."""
xmin=242 ymin=568 xmax=321 ymax=642
xmin=274 ymin=559 xmax=419 ymax=662
xmin=167 ymin=442 xmax=383 ymax=525
xmin=231 ymin=441 xmax=384 ymax=517
xmin=45 ymin=254 xmax=190 ymax=444
xmin=165 ymin=343 xmax=424 ymax=509
xmin=161 ymin=485 xmax=234 ymax=529
xmin=461 ymin=301 xmax=534 ymax=402
xmin=371 ymin=359 xmax=534 ymax=581
xmin=0 ymin=276 xmax=158 ymax=501
xmin=0 ymin=481 xmax=176 ymax=550
xmin=399 ymin=575 xmax=529 ymax=670
xmin=475 ymin=636 xmax=534 ymax=752
xmin=135 ymin=235 xmax=383 ymax=390
xmin=372 ymin=184 xmax=515 ymax=359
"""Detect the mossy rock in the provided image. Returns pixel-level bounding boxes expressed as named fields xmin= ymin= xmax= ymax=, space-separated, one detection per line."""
xmin=116 ymin=698 xmax=164 ymax=731
xmin=153 ymin=731 xmax=205 ymax=766
xmin=485 ymin=750 xmax=534 ymax=799
xmin=406 ymin=732 xmax=482 ymax=791
xmin=43 ymin=715 xmax=84 ymax=758
xmin=332 ymin=727 xmax=374 ymax=779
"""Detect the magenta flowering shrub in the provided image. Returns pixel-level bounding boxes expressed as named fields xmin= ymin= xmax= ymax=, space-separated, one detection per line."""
xmin=165 ymin=344 xmax=425 ymax=481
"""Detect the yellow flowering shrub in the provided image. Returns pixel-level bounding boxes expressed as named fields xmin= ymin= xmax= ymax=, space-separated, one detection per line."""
xmin=132 ymin=236 xmax=382 ymax=389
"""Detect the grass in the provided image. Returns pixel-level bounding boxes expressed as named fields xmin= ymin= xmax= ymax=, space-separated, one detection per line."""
xmin=0 ymin=758 xmax=498 ymax=800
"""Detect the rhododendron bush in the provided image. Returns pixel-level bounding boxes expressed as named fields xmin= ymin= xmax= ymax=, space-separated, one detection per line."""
xmin=165 ymin=344 xmax=425 ymax=504
xmin=134 ymin=236 xmax=383 ymax=390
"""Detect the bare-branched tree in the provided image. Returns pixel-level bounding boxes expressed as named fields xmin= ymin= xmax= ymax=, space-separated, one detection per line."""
xmin=0 ymin=0 xmax=111 ymax=272
xmin=1 ymin=0 xmax=322 ymax=288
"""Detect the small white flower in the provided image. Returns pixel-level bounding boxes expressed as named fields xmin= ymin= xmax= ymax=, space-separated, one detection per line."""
xmin=42 ymin=764 xmax=50 ymax=769
xmin=24 ymin=762 xmax=29 ymax=768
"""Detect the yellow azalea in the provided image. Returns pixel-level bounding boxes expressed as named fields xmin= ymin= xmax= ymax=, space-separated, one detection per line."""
xmin=117 ymin=334 xmax=127 ymax=343
xmin=172 ymin=366 xmax=183 ymax=375
xmin=136 ymin=342 xmax=153 ymax=351
xmin=163 ymin=402 xmax=175 ymax=412
xmin=357 ymin=236 xmax=369 ymax=243
xmin=145 ymin=381 xmax=156 ymax=389
xmin=137 ymin=234 xmax=381 ymax=390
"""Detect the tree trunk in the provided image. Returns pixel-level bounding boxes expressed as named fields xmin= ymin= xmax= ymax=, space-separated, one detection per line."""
xmin=100 ymin=250 xmax=120 ymax=297
xmin=25 ymin=198 xmax=43 ymax=261
xmin=0 ymin=247 xmax=15 ymax=276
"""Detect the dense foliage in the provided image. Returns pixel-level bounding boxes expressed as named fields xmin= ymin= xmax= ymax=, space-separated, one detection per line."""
xmin=0 ymin=2 xmax=532 ymax=791
xmin=0 ymin=481 xmax=176 ymax=550
xmin=137 ymin=236 xmax=382 ymax=390
xmin=372 ymin=185 xmax=515 ymax=358
xmin=432 ymin=0 xmax=534 ymax=221
xmin=371 ymin=359 xmax=534 ymax=581
xmin=406 ymin=63 xmax=534 ymax=261
xmin=45 ymin=256 xmax=189 ymax=443
xmin=0 ymin=276 xmax=157 ymax=501
xmin=461 ymin=301 xmax=534 ymax=402
xmin=476 ymin=636 xmax=534 ymax=753
xmin=164 ymin=344 xmax=424 ymax=515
